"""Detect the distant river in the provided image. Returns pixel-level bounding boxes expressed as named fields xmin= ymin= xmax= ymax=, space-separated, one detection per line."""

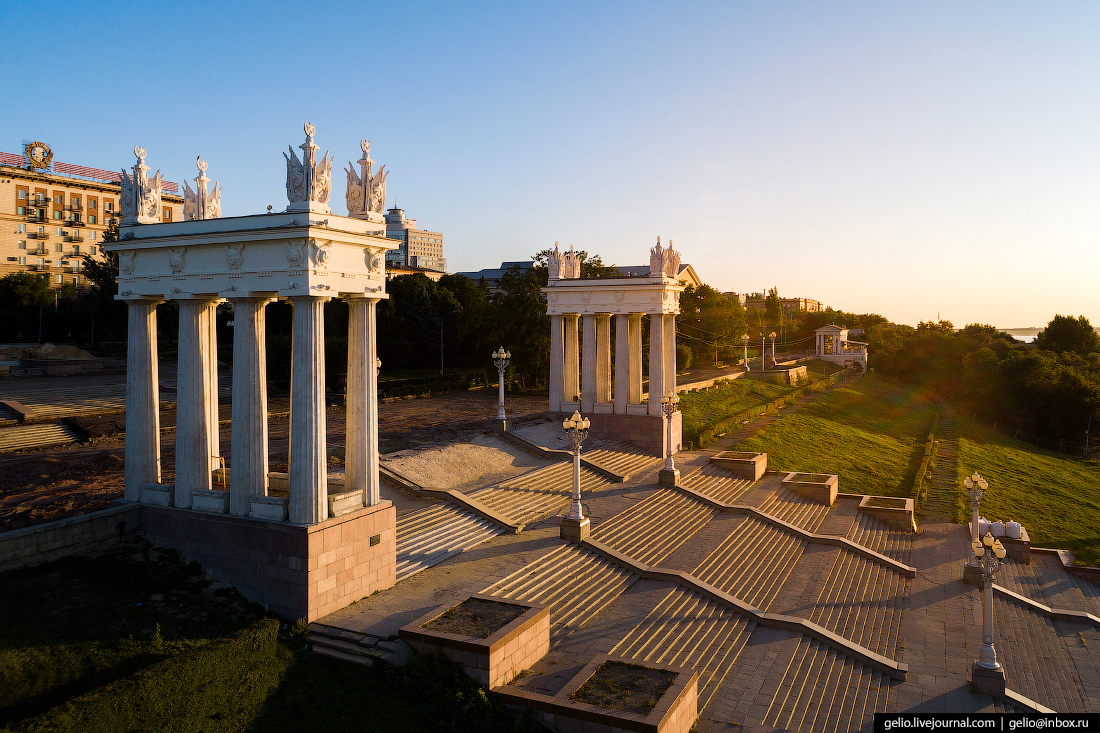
xmin=999 ymin=328 xmax=1040 ymax=343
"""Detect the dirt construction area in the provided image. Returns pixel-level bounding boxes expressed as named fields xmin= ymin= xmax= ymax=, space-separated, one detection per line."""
xmin=0 ymin=389 xmax=549 ymax=533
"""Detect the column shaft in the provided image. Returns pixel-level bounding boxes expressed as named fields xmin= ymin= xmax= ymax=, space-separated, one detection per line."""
xmin=596 ymin=314 xmax=611 ymax=404
xmin=648 ymin=314 xmax=665 ymax=416
xmin=203 ymin=303 xmax=220 ymax=468
xmin=346 ymin=298 xmax=380 ymax=507
xmin=564 ymin=314 xmax=580 ymax=405
xmin=663 ymin=313 xmax=677 ymax=396
xmin=124 ymin=300 xmax=161 ymax=500
xmin=548 ymin=314 xmax=564 ymax=412
xmin=289 ymin=295 xmax=329 ymax=524
xmin=229 ymin=298 xmax=270 ymax=516
xmin=613 ymin=314 xmax=629 ymax=414
xmin=175 ymin=299 xmax=215 ymax=507
xmin=628 ymin=314 xmax=643 ymax=404
xmin=581 ymin=314 xmax=596 ymax=412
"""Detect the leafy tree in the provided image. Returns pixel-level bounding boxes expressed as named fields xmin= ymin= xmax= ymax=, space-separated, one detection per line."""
xmin=764 ymin=287 xmax=782 ymax=326
xmin=531 ymin=248 xmax=619 ymax=278
xmin=1035 ymin=315 xmax=1100 ymax=356
xmin=0 ymin=272 xmax=50 ymax=310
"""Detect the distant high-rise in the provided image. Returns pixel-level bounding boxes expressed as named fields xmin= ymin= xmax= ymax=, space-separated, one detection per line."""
xmin=384 ymin=206 xmax=446 ymax=273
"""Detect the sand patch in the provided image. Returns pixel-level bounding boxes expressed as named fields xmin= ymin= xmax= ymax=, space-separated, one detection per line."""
xmin=379 ymin=433 xmax=551 ymax=491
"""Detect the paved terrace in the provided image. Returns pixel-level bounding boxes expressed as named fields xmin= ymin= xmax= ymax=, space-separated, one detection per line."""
xmin=318 ymin=442 xmax=1100 ymax=730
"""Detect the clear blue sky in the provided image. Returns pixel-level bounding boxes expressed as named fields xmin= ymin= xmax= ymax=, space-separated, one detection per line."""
xmin=3 ymin=1 xmax=1098 ymax=327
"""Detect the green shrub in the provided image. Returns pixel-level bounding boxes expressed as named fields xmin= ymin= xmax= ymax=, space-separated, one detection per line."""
xmin=7 ymin=619 xmax=289 ymax=733
xmin=676 ymin=344 xmax=692 ymax=371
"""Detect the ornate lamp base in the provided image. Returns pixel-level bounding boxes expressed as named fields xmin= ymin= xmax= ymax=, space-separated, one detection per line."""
xmin=971 ymin=662 xmax=1006 ymax=696
xmin=560 ymin=516 xmax=590 ymax=543
xmin=963 ymin=562 xmax=983 ymax=585
xmin=658 ymin=467 xmax=680 ymax=487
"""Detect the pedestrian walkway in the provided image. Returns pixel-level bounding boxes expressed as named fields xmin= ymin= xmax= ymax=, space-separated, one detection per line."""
xmin=921 ymin=403 xmax=959 ymax=522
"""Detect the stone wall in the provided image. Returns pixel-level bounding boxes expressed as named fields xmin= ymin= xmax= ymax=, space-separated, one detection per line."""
xmin=0 ymin=503 xmax=141 ymax=572
xmin=142 ymin=501 xmax=396 ymax=621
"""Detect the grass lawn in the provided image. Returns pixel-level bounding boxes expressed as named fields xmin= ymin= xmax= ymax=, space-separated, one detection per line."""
xmin=956 ymin=420 xmax=1100 ymax=566
xmin=732 ymin=374 xmax=936 ymax=497
xmin=679 ymin=378 xmax=797 ymax=438
xmin=0 ymin=543 xmax=547 ymax=733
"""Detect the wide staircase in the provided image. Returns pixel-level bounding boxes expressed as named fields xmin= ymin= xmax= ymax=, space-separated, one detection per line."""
xmin=591 ymin=488 xmax=717 ymax=565
xmin=691 ymin=516 xmax=808 ymax=609
xmin=922 ymin=404 xmax=959 ymax=521
xmin=469 ymin=463 xmax=608 ymax=526
xmin=758 ymin=488 xmax=831 ymax=532
xmin=678 ymin=462 xmax=754 ymax=504
xmin=395 ymin=503 xmax=504 ymax=580
xmin=584 ymin=440 xmax=663 ymax=478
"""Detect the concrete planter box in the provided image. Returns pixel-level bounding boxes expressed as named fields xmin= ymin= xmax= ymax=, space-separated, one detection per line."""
xmin=858 ymin=495 xmax=916 ymax=533
xmin=399 ymin=594 xmax=549 ymax=688
xmin=710 ymin=451 xmax=767 ymax=481
xmin=494 ymin=654 xmax=698 ymax=733
xmin=782 ymin=472 xmax=839 ymax=506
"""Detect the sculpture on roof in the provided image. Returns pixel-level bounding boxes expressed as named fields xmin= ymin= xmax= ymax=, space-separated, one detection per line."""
xmin=183 ymin=157 xmax=222 ymax=221
xmin=547 ymin=242 xmax=581 ymax=281
xmin=284 ymin=122 xmax=332 ymax=213
xmin=120 ymin=146 xmax=163 ymax=225
xmin=648 ymin=236 xmax=680 ymax=279
xmin=345 ymin=140 xmax=388 ymax=221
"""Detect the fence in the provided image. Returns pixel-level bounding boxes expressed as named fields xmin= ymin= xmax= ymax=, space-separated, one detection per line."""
xmin=686 ymin=367 xmax=858 ymax=449
xmin=911 ymin=409 xmax=940 ymax=508
xmin=952 ymin=405 xmax=1090 ymax=456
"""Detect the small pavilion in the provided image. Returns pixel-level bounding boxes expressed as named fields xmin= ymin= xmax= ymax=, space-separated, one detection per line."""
xmin=814 ymin=324 xmax=868 ymax=371
xmin=108 ymin=124 xmax=398 ymax=621
xmin=542 ymin=240 xmax=684 ymax=456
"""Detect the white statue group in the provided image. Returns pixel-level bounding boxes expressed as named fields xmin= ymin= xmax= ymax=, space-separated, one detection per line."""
xmin=122 ymin=122 xmax=389 ymax=224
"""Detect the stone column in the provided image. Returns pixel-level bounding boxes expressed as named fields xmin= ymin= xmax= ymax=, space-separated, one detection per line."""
xmin=175 ymin=299 xmax=217 ymax=507
xmin=629 ymin=314 xmax=643 ymax=404
xmin=613 ymin=314 xmax=629 ymax=414
xmin=289 ymin=295 xmax=330 ymax=524
xmin=596 ymin=314 xmax=611 ymax=404
xmin=581 ymin=314 xmax=596 ymax=412
xmin=346 ymin=297 xmax=380 ymax=507
xmin=663 ymin=313 xmax=677 ymax=396
xmin=203 ymin=303 xmax=221 ymax=469
xmin=564 ymin=314 xmax=580 ymax=405
xmin=124 ymin=299 xmax=161 ymax=501
xmin=648 ymin=314 xmax=665 ymax=417
xmin=548 ymin=314 xmax=564 ymax=412
xmin=229 ymin=297 xmax=271 ymax=516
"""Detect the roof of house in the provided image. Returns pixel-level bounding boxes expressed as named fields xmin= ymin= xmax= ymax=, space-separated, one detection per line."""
xmin=815 ymin=324 xmax=847 ymax=333
xmin=614 ymin=264 xmax=702 ymax=287
xmin=454 ymin=261 xmax=534 ymax=282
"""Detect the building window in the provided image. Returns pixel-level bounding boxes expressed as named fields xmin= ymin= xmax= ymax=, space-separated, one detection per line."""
xmin=36 ymin=258 xmax=44 ymax=267
xmin=56 ymin=228 xmax=64 ymax=236
xmin=54 ymin=194 xmax=63 ymax=204
xmin=107 ymin=218 xmax=116 ymax=226
xmin=55 ymin=243 xmax=63 ymax=253
xmin=89 ymin=233 xmax=96 ymax=243
xmin=90 ymin=245 xmax=97 ymax=254
xmin=104 ymin=201 xmax=113 ymax=212
xmin=89 ymin=199 xmax=96 ymax=210
xmin=17 ymin=207 xmax=25 ymax=215
xmin=37 ymin=226 xmax=44 ymax=235
xmin=18 ymin=257 xmax=25 ymax=265
xmin=17 ymin=224 xmax=25 ymax=233
xmin=17 ymin=240 xmax=26 ymax=249
xmin=54 ymin=211 xmax=62 ymax=220
xmin=72 ymin=245 xmax=80 ymax=255
xmin=88 ymin=215 xmax=96 ymax=224
xmin=72 ymin=196 xmax=80 ymax=208
xmin=72 ymin=259 xmax=80 ymax=271
xmin=73 ymin=275 xmax=80 ymax=286
xmin=55 ymin=274 xmax=63 ymax=284
xmin=163 ymin=209 xmax=172 ymax=221
xmin=17 ymin=190 xmax=26 ymax=200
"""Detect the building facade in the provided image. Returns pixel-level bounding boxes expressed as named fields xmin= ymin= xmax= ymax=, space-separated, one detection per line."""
xmin=383 ymin=206 xmax=446 ymax=273
xmin=741 ymin=295 xmax=824 ymax=313
xmin=0 ymin=141 xmax=182 ymax=287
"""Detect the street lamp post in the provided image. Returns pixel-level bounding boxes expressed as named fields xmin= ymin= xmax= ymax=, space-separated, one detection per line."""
xmin=971 ymin=530 xmax=1008 ymax=696
xmin=560 ymin=410 xmax=591 ymax=542
xmin=492 ymin=347 xmax=511 ymax=425
xmin=659 ymin=391 xmax=680 ymax=486
xmin=761 ymin=332 xmax=765 ymax=370
xmin=741 ymin=334 xmax=749 ymax=371
xmin=769 ymin=331 xmax=777 ymax=367
xmin=963 ymin=472 xmax=988 ymax=584
xmin=1085 ymin=411 xmax=1100 ymax=458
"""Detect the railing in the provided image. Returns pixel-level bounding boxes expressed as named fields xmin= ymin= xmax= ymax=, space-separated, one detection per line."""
xmin=24 ymin=213 xmax=46 ymax=222
xmin=30 ymin=231 xmax=49 ymax=240
xmin=69 ymin=219 xmax=83 ymax=227
xmin=68 ymin=233 xmax=84 ymax=242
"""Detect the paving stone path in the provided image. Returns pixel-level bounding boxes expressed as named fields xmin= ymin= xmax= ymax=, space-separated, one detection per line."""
xmin=921 ymin=403 xmax=959 ymax=522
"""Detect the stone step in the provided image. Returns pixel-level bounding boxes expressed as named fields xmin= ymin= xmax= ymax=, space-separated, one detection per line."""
xmin=468 ymin=486 xmax=572 ymax=526
xmin=609 ymin=585 xmax=757 ymax=712
xmin=483 ymin=544 xmax=639 ymax=645
xmin=692 ymin=516 xmax=807 ymax=610
xmin=585 ymin=441 xmax=662 ymax=476
xmin=395 ymin=503 xmax=504 ymax=580
xmin=762 ymin=635 xmax=886 ymax=733
xmin=758 ymin=488 xmax=831 ymax=533
xmin=678 ymin=463 xmax=754 ymax=504
xmin=846 ymin=513 xmax=913 ymax=565
xmin=312 ymin=644 xmax=376 ymax=667
xmin=591 ymin=488 xmax=718 ymax=566
xmin=0 ymin=421 xmax=82 ymax=452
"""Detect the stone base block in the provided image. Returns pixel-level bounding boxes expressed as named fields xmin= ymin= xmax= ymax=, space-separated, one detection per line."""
xmin=142 ymin=500 xmax=396 ymax=622
xmin=971 ymin=663 xmax=1006 ymax=696
xmin=250 ymin=495 xmax=289 ymax=521
xmin=191 ymin=489 xmax=228 ymax=514
xmin=489 ymin=418 xmax=508 ymax=434
xmin=549 ymin=410 xmax=679 ymax=457
xmin=963 ymin=562 xmax=983 ymax=585
xmin=659 ymin=468 xmax=680 ymax=487
xmin=140 ymin=483 xmax=173 ymax=507
xmin=560 ymin=516 xmax=590 ymax=543
xmin=328 ymin=491 xmax=364 ymax=518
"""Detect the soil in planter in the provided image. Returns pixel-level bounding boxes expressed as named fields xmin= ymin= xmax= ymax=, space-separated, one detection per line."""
xmin=422 ymin=598 xmax=528 ymax=639
xmin=570 ymin=661 xmax=677 ymax=716
xmin=866 ymin=496 xmax=907 ymax=509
